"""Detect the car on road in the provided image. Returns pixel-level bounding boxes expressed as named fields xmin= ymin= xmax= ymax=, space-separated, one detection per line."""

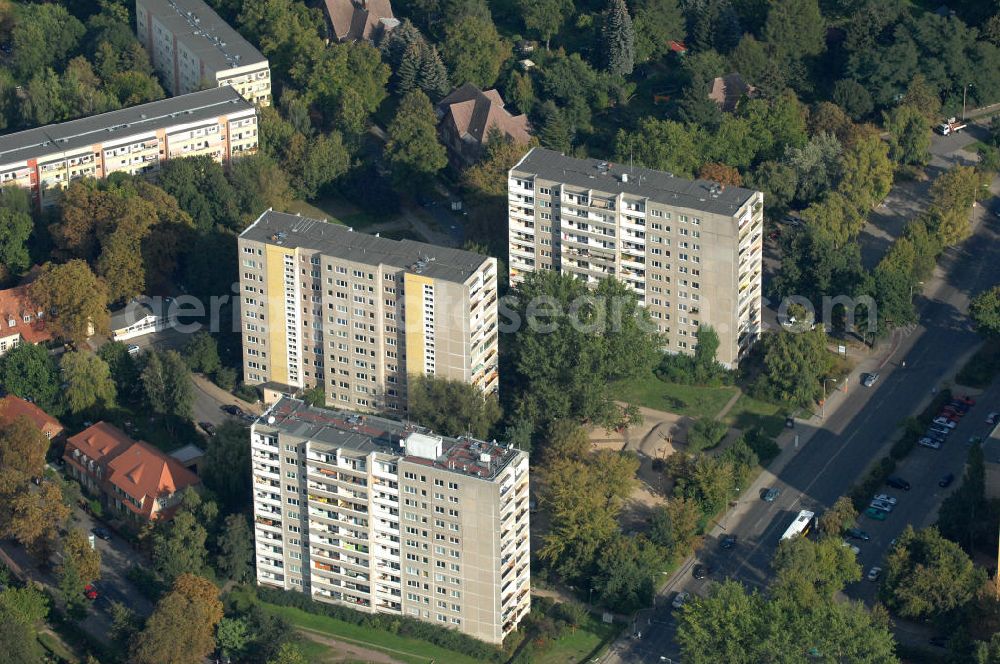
xmin=919 ymin=437 xmax=942 ymax=449
xmin=127 ymin=344 xmax=140 ymax=356
xmin=199 ymin=422 xmax=217 ymax=436
xmin=84 ymin=584 xmax=98 ymax=600
xmin=841 ymin=540 xmax=860 ymax=555
xmin=925 ymin=429 xmax=948 ymax=442
xmin=671 ymin=591 xmax=691 ymax=609
xmin=762 ymin=487 xmax=781 ymax=502
xmin=221 ymin=404 xmax=244 ymax=417
xmin=872 ymin=494 xmax=897 ymax=506
xmin=886 ymin=476 xmax=911 ymax=491
xmin=692 ymin=564 xmax=710 ymax=580
xmin=845 ymin=527 xmax=871 ymax=541
xmin=939 ymin=473 xmax=955 ymax=488
xmin=91 ymin=527 xmax=111 ymax=541
xmin=931 ymin=417 xmax=957 ymax=429
xmin=867 ymin=566 xmax=882 ymax=582
xmin=862 ymin=372 xmax=879 ymax=387
xmin=720 ymin=535 xmax=737 ymax=550
xmin=987 ymin=412 xmax=999 ymax=425
xmin=864 ymin=507 xmax=888 ymax=520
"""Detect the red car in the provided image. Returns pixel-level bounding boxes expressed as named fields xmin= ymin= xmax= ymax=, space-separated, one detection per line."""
xmin=959 ymin=395 xmax=976 ymax=406
xmin=83 ymin=584 xmax=98 ymax=600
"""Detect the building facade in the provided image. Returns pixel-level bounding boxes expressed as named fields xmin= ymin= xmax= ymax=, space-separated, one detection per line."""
xmin=0 ymin=87 xmax=257 ymax=208
xmin=238 ymin=211 xmax=499 ymax=413
xmin=136 ymin=0 xmax=271 ymax=105
xmin=252 ymin=397 xmax=530 ymax=644
xmin=0 ymin=284 xmax=51 ymax=354
xmin=508 ymin=147 xmax=763 ymax=367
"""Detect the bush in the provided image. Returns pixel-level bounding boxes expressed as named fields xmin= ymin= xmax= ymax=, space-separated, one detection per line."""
xmin=743 ymin=428 xmax=780 ymax=466
xmin=125 ymin=565 xmax=166 ymax=602
xmin=234 ymin=382 xmax=260 ymax=403
xmin=686 ymin=419 xmax=728 ymax=453
xmin=214 ymin=366 xmax=237 ymax=391
xmin=88 ymin=498 xmax=103 ymax=518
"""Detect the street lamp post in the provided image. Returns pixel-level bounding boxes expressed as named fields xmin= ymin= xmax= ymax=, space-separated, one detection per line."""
xmin=822 ymin=378 xmax=838 ymax=420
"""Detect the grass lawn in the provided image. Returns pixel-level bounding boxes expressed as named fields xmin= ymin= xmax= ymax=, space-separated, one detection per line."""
xmin=613 ymin=371 xmax=739 ymax=420
xmin=262 ymin=603 xmax=483 ymax=664
xmin=724 ymin=393 xmax=787 ymax=437
xmin=536 ymin=616 xmax=620 ymax=664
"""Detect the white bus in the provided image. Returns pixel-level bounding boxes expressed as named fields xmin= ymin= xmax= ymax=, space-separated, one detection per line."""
xmin=779 ymin=510 xmax=815 ymax=542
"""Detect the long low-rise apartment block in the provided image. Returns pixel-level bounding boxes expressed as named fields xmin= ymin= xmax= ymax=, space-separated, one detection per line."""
xmin=508 ymin=147 xmax=763 ymax=367
xmin=0 ymin=86 xmax=257 ymax=208
xmin=238 ymin=211 xmax=499 ymax=413
xmin=252 ymin=397 xmax=531 ymax=644
xmin=136 ymin=0 xmax=271 ymax=104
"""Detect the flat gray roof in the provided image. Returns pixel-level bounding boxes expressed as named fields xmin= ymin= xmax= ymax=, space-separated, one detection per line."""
xmin=240 ymin=210 xmax=491 ymax=284
xmin=0 ymin=87 xmax=254 ymax=167
xmin=256 ymin=397 xmax=521 ymax=481
xmin=512 ymin=147 xmax=757 ymax=217
xmin=140 ymin=0 xmax=266 ymax=72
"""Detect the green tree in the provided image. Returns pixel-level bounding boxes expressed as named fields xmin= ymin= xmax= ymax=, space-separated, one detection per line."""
xmin=686 ymin=419 xmax=729 ymax=453
xmin=152 ymin=510 xmax=209 ymax=584
xmin=971 ymin=286 xmax=1000 ymax=338
xmin=184 ymin=332 xmax=222 ymax=375
xmin=507 ymin=271 xmax=660 ymax=435
xmin=538 ymin=101 xmax=573 ymax=152
xmin=267 ymin=643 xmax=309 ymax=664
xmin=519 ymin=0 xmax=573 ymax=49
xmin=163 ymin=350 xmax=194 ymax=421
xmin=884 ymin=104 xmax=930 ymax=167
xmin=0 ymin=207 xmax=32 ymax=277
xmin=408 ymin=375 xmax=502 ymax=439
xmin=5 ymin=482 xmax=70 ymax=559
xmin=927 ymin=165 xmax=980 ymax=246
xmin=8 ymin=3 xmax=85 ymax=81
xmin=784 ymin=132 xmax=842 ymax=206
xmin=295 ymin=132 xmax=351 ymax=199
xmin=417 ymin=44 xmax=451 ymax=99
xmin=772 ymin=536 xmax=861 ymax=602
xmin=464 ymin=132 xmax=537 ymax=197
xmin=901 ymin=73 xmax=942 ymax=124
xmin=108 ymin=601 xmax=139 ymax=647
xmin=755 ymin=328 xmax=835 ymax=407
xmin=799 ymin=192 xmax=864 ymax=248
xmin=0 ymin=414 xmax=51 ymax=495
xmin=882 ymin=525 xmax=986 ymax=619
xmin=228 ymin=155 xmax=293 ymax=227
xmin=158 ymin=156 xmax=240 ymax=232
xmin=30 ymin=260 xmax=110 ymax=342
xmin=216 ymin=514 xmax=254 ymax=583
xmin=593 ymin=533 xmax=661 ymax=612
xmin=385 ymin=90 xmax=448 ymax=193
xmin=0 ymin=584 xmax=48 ymax=628
xmin=216 ymin=617 xmax=250 ymax=662
xmin=818 ymin=496 xmax=858 ymax=539
xmin=837 ymin=133 xmax=894 ymax=212
xmin=615 ymin=118 xmax=705 ymax=178
xmin=602 ymin=0 xmax=635 ymax=76
xmin=650 ymin=497 xmax=702 ymax=559
xmin=201 ymin=421 xmax=251 ymax=514
xmin=633 ymin=0 xmax=684 ymax=62
xmin=60 ymin=351 xmax=117 ymax=415
xmin=937 ymin=444 xmax=989 ymax=552
xmin=441 ymin=14 xmax=510 ymax=88
xmin=831 ymin=79 xmax=873 ymax=120
xmin=131 ymin=574 xmax=223 ymax=664
xmin=0 ymin=343 xmax=60 ymax=414
xmin=762 ymin=0 xmax=825 ymax=61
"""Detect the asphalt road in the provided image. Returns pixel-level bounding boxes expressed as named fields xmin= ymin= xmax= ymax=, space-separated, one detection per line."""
xmin=609 ymin=130 xmax=1000 ymax=663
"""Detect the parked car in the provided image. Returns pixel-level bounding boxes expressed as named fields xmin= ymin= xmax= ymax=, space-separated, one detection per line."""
xmin=867 ymin=566 xmax=882 ymax=582
xmin=672 ymin=591 xmax=691 ymax=609
xmin=886 ymin=476 xmax=911 ymax=491
xmin=862 ymin=372 xmax=879 ymax=387
xmin=869 ymin=499 xmax=893 ymax=512
xmin=864 ymin=507 xmax=888 ymax=520
xmin=925 ymin=429 xmax=948 ymax=442
xmin=127 ymin=344 xmax=140 ymax=357
xmin=940 ymin=405 xmax=963 ymax=417
xmin=199 ymin=422 xmax=217 ymax=436
xmin=919 ymin=437 xmax=942 ymax=449
xmin=939 ymin=473 xmax=955 ymax=488
xmin=84 ymin=584 xmax=98 ymax=600
xmin=841 ymin=540 xmax=860 ymax=555
xmin=958 ymin=395 xmax=976 ymax=406
xmin=932 ymin=417 xmax=957 ymax=429
xmin=720 ymin=535 xmax=738 ymax=550
xmin=762 ymin=487 xmax=781 ymax=502
xmin=928 ymin=425 xmax=952 ymax=437
xmin=91 ymin=527 xmax=111 ymax=541
xmin=221 ymin=404 xmax=244 ymax=417
xmin=845 ymin=527 xmax=871 ymax=541
xmin=692 ymin=564 xmax=710 ymax=580
xmin=947 ymin=400 xmax=971 ymax=414
xmin=872 ymin=494 xmax=898 ymax=506
xmin=987 ymin=412 xmax=998 ymax=425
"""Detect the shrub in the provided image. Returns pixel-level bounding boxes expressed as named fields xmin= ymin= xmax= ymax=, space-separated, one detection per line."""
xmin=233 ymin=382 xmax=260 ymax=403
xmin=214 ymin=366 xmax=237 ymax=391
xmin=743 ymin=428 xmax=780 ymax=466
xmin=687 ymin=419 xmax=728 ymax=453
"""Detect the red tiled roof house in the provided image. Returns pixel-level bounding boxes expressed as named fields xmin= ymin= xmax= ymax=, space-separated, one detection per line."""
xmin=0 ymin=285 xmax=52 ymax=356
xmin=63 ymin=422 xmax=200 ymax=521
xmin=436 ymin=83 xmax=532 ymax=166
xmin=0 ymin=395 xmax=65 ymax=441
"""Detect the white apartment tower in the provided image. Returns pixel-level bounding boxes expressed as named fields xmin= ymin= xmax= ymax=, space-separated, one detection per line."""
xmin=238 ymin=211 xmax=499 ymax=412
xmin=136 ymin=0 xmax=271 ymax=105
xmin=252 ymin=397 xmax=531 ymax=644
xmin=508 ymin=147 xmax=763 ymax=367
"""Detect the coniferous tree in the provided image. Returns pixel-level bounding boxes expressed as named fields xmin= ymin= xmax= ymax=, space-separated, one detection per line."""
xmin=396 ymin=42 xmax=421 ymax=95
xmin=603 ymin=0 xmax=635 ymax=76
xmin=538 ymin=101 xmax=572 ymax=152
xmin=417 ymin=44 xmax=451 ymax=99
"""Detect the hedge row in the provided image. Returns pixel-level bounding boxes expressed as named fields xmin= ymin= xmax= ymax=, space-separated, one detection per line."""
xmin=256 ymin=586 xmax=505 ymax=661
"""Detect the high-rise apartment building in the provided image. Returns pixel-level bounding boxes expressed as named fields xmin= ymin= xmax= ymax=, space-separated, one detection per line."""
xmin=508 ymin=147 xmax=763 ymax=367
xmin=238 ymin=211 xmax=499 ymax=412
xmin=252 ymin=397 xmax=531 ymax=644
xmin=0 ymin=86 xmax=257 ymax=208
xmin=136 ymin=0 xmax=271 ymax=105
